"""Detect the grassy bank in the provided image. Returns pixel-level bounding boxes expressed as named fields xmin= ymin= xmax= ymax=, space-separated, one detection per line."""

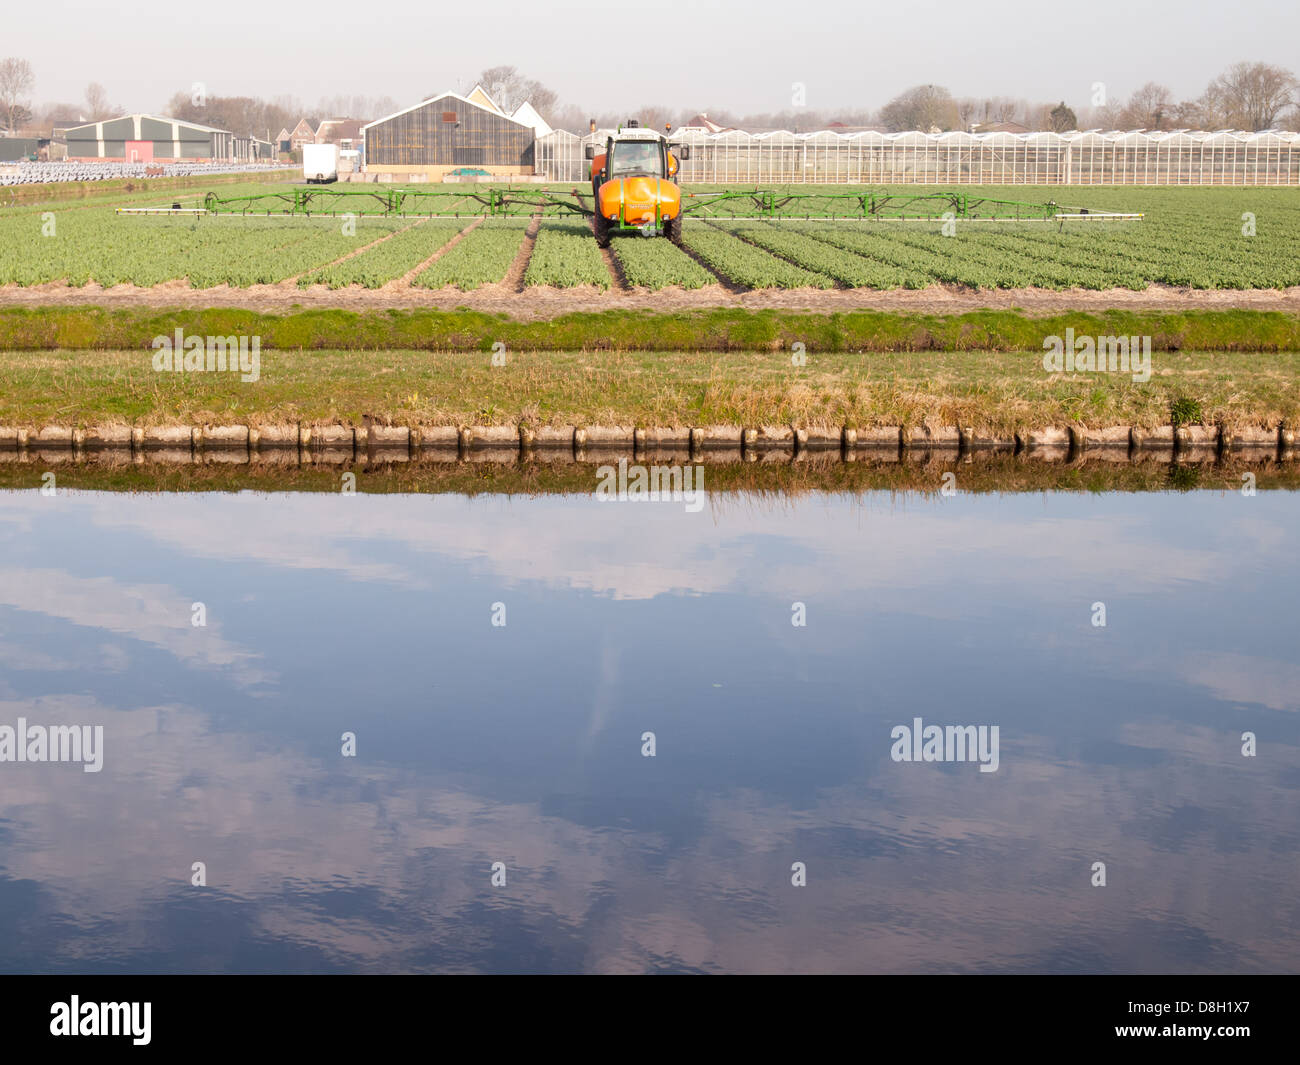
xmin=1 ymin=346 xmax=1296 ymax=434
xmin=1 ymin=307 xmax=1300 ymax=354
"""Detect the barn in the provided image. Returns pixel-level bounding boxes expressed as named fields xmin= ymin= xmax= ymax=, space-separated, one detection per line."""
xmin=64 ymin=114 xmax=236 ymax=163
xmin=0 ymin=137 xmax=42 ymax=162
xmin=362 ymin=89 xmax=535 ymax=181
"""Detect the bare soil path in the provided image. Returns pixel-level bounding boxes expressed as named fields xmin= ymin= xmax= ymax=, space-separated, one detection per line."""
xmin=2 ymin=279 xmax=1299 ymax=319
xmin=503 ymin=214 xmax=543 ymax=293
xmin=599 ymin=241 xmax=630 ymax=293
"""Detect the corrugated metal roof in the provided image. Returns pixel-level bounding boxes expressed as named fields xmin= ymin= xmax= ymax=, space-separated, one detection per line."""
xmin=63 ymin=113 xmax=233 ymax=136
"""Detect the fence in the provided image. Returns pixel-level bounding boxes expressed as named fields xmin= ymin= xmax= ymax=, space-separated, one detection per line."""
xmin=536 ymin=128 xmax=1300 ymax=186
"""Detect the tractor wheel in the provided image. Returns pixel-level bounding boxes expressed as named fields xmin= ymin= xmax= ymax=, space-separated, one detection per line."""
xmin=593 ymin=210 xmax=611 ymax=248
xmin=664 ymin=210 xmax=683 ymax=246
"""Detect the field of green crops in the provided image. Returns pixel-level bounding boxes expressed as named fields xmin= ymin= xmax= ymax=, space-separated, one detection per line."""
xmin=299 ymin=218 xmax=465 ymax=289
xmin=0 ymin=184 xmax=1297 ymax=291
xmin=413 ymin=218 xmax=528 ymax=290
xmin=679 ymin=184 xmax=1300 ymax=290
xmin=611 ymin=238 xmax=714 ymax=289
xmin=524 ymin=220 xmax=610 ymax=288
xmin=0 ymin=212 xmax=406 ymax=287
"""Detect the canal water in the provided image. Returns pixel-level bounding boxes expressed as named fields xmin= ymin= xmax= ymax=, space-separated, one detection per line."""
xmin=1 ymin=485 xmax=1296 ymax=973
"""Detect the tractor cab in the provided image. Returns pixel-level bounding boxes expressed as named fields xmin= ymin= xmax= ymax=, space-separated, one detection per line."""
xmin=606 ymin=136 xmax=670 ymax=180
xmin=584 ymin=121 xmax=691 ymax=247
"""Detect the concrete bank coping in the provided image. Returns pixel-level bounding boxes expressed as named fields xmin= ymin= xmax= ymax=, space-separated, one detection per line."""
xmin=0 ymin=424 xmax=1292 ymax=464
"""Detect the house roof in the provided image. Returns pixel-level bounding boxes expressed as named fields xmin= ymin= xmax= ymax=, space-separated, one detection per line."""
xmin=316 ymin=118 xmax=366 ymax=142
xmin=509 ymin=101 xmax=552 ymax=137
xmin=465 ymin=84 xmax=504 ymax=116
xmin=63 ymin=113 xmax=233 ymax=136
xmin=683 ymin=113 xmax=727 ymax=133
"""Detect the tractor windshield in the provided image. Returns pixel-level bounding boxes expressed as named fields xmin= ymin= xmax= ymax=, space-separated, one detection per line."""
xmin=608 ymin=141 xmax=663 ymax=178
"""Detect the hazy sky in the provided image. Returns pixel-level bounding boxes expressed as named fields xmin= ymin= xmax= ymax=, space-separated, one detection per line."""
xmin=11 ymin=1 xmax=1299 ymax=116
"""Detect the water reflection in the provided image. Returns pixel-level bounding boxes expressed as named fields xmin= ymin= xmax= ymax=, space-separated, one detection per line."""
xmin=0 ymin=487 xmax=1296 ymax=973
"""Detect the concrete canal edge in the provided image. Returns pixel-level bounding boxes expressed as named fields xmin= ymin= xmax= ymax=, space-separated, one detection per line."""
xmin=0 ymin=423 xmax=1294 ymax=463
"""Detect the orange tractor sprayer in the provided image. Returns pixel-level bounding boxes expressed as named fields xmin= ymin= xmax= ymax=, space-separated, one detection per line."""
xmin=584 ymin=120 xmax=691 ymax=247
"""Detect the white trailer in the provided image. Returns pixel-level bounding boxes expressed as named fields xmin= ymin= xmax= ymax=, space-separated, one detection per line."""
xmin=303 ymin=143 xmax=339 ymax=184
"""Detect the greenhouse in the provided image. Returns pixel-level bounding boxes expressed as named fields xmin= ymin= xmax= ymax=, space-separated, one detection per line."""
xmin=363 ymin=91 xmax=536 ymax=183
xmin=536 ymin=128 xmax=1300 ymax=185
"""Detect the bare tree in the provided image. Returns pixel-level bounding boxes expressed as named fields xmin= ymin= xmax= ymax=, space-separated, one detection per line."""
xmin=84 ymin=82 xmax=114 ymax=121
xmin=167 ymin=90 xmax=312 ymax=139
xmin=1081 ymin=98 xmax=1124 ymax=129
xmin=0 ymin=57 xmax=35 ymax=133
xmin=627 ymin=104 xmax=679 ymax=133
xmin=474 ymin=65 xmax=519 ymax=108
xmin=1171 ymin=97 xmax=1215 ymax=129
xmin=1203 ymin=61 xmax=1297 ymax=130
xmin=1121 ymin=82 xmax=1175 ymax=129
xmin=474 ymin=65 xmax=558 ymax=117
xmin=981 ymin=96 xmax=1022 ymax=124
xmin=880 ymin=85 xmax=959 ymax=132
xmin=314 ymin=94 xmax=398 ymax=121
xmin=549 ymin=103 xmax=592 ymax=135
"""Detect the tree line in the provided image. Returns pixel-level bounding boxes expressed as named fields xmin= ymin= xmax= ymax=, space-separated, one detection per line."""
xmin=1 ymin=57 xmax=1296 ymax=138
xmin=608 ymin=63 xmax=1298 ymax=136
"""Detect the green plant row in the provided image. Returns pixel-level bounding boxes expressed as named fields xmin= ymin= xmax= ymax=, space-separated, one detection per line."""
xmin=523 ymin=220 xmax=611 ymax=289
xmin=413 ymin=218 xmax=529 ymax=290
xmin=610 ymin=238 xmax=714 ymax=289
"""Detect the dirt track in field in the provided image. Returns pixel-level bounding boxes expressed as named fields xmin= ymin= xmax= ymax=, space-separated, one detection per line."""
xmin=2 ymin=279 xmax=1300 ymax=319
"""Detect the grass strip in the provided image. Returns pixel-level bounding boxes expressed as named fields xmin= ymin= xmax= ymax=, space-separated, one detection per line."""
xmin=1 ymin=307 xmax=1299 ymax=354
xmin=1 ymin=345 xmax=1295 ymax=435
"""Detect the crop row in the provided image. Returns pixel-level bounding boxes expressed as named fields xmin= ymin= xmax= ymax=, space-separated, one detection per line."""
xmin=523 ymin=221 xmax=610 ymax=289
xmin=867 ymin=226 xmax=1127 ymax=289
xmin=298 ymin=219 xmax=466 ymax=288
xmin=413 ymin=218 xmax=528 ymax=290
xmin=719 ymin=221 xmax=930 ymax=288
xmin=681 ymin=224 xmax=832 ymax=288
xmin=610 ymin=238 xmax=714 ymax=289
